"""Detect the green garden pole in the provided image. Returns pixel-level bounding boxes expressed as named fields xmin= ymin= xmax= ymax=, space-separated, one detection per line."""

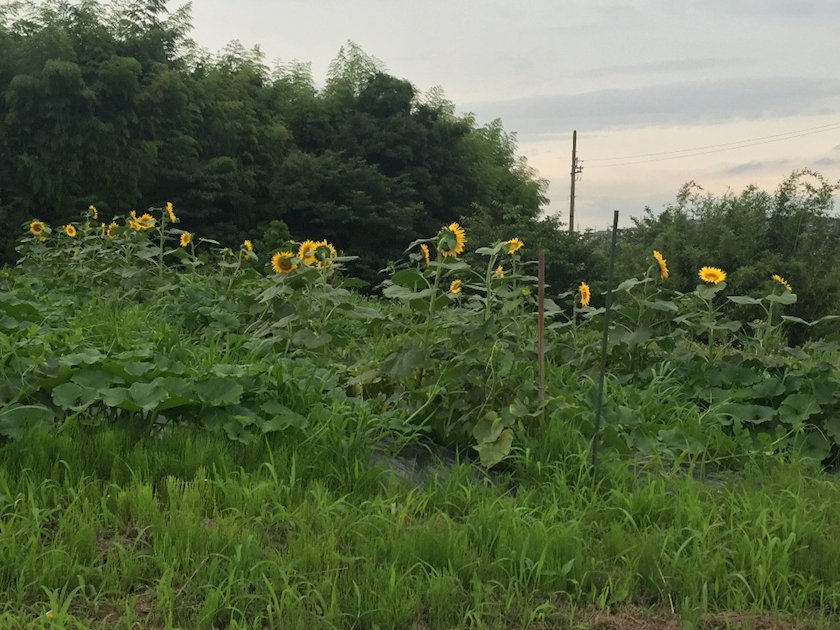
xmin=592 ymin=210 xmax=620 ymax=473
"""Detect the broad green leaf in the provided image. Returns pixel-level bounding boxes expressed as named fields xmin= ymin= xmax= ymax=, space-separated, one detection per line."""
xmin=779 ymin=394 xmax=822 ymax=425
xmin=71 ymin=368 xmax=121 ymax=390
xmin=291 ymin=329 xmax=332 ymax=350
xmin=718 ymin=402 xmax=776 ymax=424
xmin=259 ymin=401 xmax=308 ymax=432
xmin=792 ymin=431 xmax=831 ymax=462
xmin=382 ymin=284 xmax=433 ymax=301
xmin=59 ymin=348 xmax=105 ymax=367
xmin=728 ymin=296 xmax=763 ymax=305
xmin=52 ymin=382 xmax=98 ymax=411
xmin=381 ymin=347 xmax=425 ymax=379
xmin=473 ymin=411 xmax=504 ymax=444
xmin=128 ymin=382 xmax=169 ymax=412
xmin=616 ymin=277 xmax=648 ymax=292
xmin=0 ymin=405 xmax=55 ymax=439
xmin=344 ymin=307 xmax=386 ymax=320
xmin=223 ymin=419 xmax=253 ymax=443
xmin=695 ymin=283 xmax=726 ymax=300
xmin=390 ymin=268 xmax=427 ymax=290
xmin=641 ymin=299 xmax=678 ymax=312
xmin=721 ymin=365 xmax=760 ymax=387
xmin=474 ymin=428 xmax=513 ymax=468
xmin=193 ymin=378 xmax=244 ymax=406
xmin=766 ymin=291 xmax=797 ymax=305
xmin=99 ymin=387 xmax=141 ymax=411
xmin=750 ymin=378 xmax=785 ymax=399
xmin=781 ymin=314 xmax=840 ymax=327
xmin=824 ymin=416 xmax=840 ymax=443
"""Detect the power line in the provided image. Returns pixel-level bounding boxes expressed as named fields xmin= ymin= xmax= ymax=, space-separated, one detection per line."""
xmin=585 ymin=121 xmax=840 ymax=166
xmin=586 ymin=123 xmax=840 ymax=169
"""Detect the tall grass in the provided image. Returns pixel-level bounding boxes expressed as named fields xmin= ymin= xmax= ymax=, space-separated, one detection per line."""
xmin=1 ymin=420 xmax=839 ymax=628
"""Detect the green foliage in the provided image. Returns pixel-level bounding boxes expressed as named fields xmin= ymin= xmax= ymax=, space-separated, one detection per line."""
xmin=0 ymin=2 xmax=549 ymax=285
xmin=620 ymin=171 xmax=840 ymax=341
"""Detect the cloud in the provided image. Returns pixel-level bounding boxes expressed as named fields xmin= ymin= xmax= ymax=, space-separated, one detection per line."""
xmin=461 ymin=77 xmax=840 ymax=136
xmin=582 ymin=58 xmax=746 ymax=79
xmin=724 ymin=159 xmax=793 ymax=175
xmin=814 ymin=156 xmax=840 ymax=167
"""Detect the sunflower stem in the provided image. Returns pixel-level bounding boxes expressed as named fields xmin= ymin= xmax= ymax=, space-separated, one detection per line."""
xmin=423 ymin=256 xmax=444 ymax=348
xmin=158 ymin=210 xmax=166 ymax=279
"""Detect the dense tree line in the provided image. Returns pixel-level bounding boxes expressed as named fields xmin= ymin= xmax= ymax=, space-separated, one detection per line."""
xmin=1 ymin=0 xmax=592 ymax=285
xmin=2 ymin=1 xmax=837 ymax=329
xmin=618 ymin=170 xmax=840 ymax=340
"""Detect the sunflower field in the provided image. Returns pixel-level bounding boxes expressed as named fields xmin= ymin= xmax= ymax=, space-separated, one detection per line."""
xmin=2 ymin=204 xmax=840 ymax=627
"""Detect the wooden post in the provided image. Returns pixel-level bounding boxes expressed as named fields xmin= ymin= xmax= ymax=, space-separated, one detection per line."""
xmin=537 ymin=252 xmax=546 ymax=406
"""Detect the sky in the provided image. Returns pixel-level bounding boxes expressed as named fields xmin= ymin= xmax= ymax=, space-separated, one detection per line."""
xmin=184 ymin=0 xmax=840 ymax=230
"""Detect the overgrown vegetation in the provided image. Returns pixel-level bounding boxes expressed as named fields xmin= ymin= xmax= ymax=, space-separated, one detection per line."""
xmin=3 ymin=2 xmax=840 ymax=627
xmin=0 ymin=0 xmax=576 ymax=286
xmin=2 ymin=202 xmax=839 ymax=626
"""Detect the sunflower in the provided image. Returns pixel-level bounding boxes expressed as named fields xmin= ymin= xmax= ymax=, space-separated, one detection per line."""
xmin=772 ymin=273 xmax=793 ymax=292
xmin=29 ymin=220 xmax=46 ymax=237
xmin=652 ymin=250 xmax=669 ymax=280
xmin=166 ymin=202 xmax=177 ymax=223
xmin=420 ymin=243 xmax=430 ymax=265
xmin=449 ymin=279 xmax=462 ymax=295
xmin=506 ymin=237 xmax=524 ymax=255
xmin=129 ymin=211 xmax=156 ymax=231
xmin=495 ymin=265 xmax=505 ymax=279
xmin=578 ymin=282 xmax=591 ymax=307
xmin=88 ymin=205 xmax=98 ymax=220
xmin=437 ymin=222 xmax=467 ymax=258
xmin=99 ymin=222 xmax=106 ymax=238
xmin=698 ymin=266 xmax=727 ymax=285
xmin=313 ymin=240 xmax=338 ymax=267
xmin=106 ymin=221 xmax=118 ymax=238
xmin=298 ymin=240 xmax=319 ymax=265
xmin=180 ymin=232 xmax=192 ymax=248
xmin=243 ymin=240 xmax=253 ymax=251
xmin=272 ymin=251 xmax=296 ymax=274
xmin=64 ymin=224 xmax=77 ymax=238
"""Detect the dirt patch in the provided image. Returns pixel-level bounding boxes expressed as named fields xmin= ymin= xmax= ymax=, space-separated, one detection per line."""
xmin=579 ymin=606 xmax=834 ymax=630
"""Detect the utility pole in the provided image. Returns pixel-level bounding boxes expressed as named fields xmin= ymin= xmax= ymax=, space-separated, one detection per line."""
xmin=568 ymin=130 xmax=583 ymax=234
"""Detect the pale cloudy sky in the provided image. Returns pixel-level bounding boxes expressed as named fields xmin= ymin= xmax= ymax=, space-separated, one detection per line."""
xmin=185 ymin=0 xmax=840 ymax=229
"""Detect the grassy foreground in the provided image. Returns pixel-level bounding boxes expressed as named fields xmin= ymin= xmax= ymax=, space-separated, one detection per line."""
xmin=1 ymin=421 xmax=839 ymax=629
xmin=4 ymin=207 xmax=840 ymax=627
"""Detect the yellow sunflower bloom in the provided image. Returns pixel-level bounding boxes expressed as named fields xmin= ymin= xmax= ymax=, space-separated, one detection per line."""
xmin=272 ymin=251 xmax=297 ymax=274
xmin=166 ymin=202 xmax=177 ymax=223
xmin=652 ymin=250 xmax=669 ymax=280
xmin=180 ymin=232 xmax=192 ymax=248
xmin=106 ymin=221 xmax=118 ymax=238
xmin=698 ymin=266 xmax=727 ymax=285
xmin=506 ymin=238 xmax=524 ymax=255
xmin=298 ymin=240 xmax=318 ymax=265
xmin=99 ymin=222 xmax=106 ymax=238
xmin=449 ymin=279 xmax=462 ymax=295
xmin=420 ymin=243 xmax=430 ymax=265
xmin=495 ymin=265 xmax=505 ymax=279
xmin=243 ymin=240 xmax=253 ymax=251
xmin=129 ymin=211 xmax=156 ymax=231
xmin=312 ymin=240 xmax=337 ymax=267
xmin=578 ymin=282 xmax=591 ymax=307
xmin=88 ymin=205 xmax=98 ymax=220
xmin=771 ymin=273 xmax=793 ymax=292
xmin=29 ymin=220 xmax=46 ymax=237
xmin=437 ymin=222 xmax=467 ymax=258
xmin=64 ymin=224 xmax=77 ymax=238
